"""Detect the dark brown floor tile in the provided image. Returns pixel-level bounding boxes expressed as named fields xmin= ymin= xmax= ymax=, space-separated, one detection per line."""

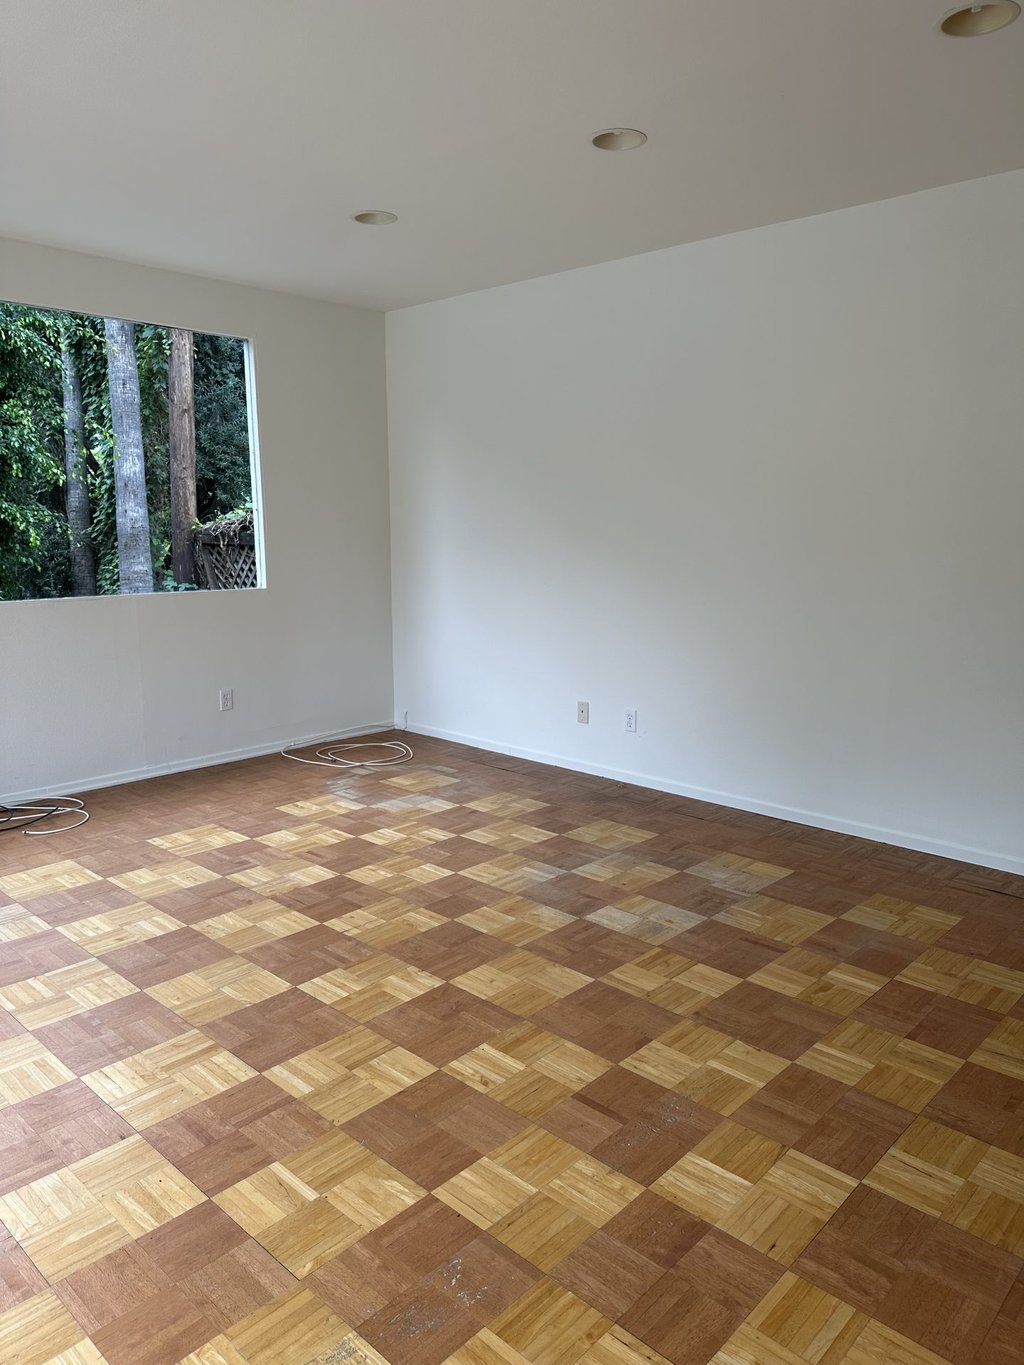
xmin=621 ymin=1230 xmax=783 ymax=1365
xmin=795 ymin=1185 xmax=919 ymax=1312
xmin=308 ymin=1241 xmax=415 ymax=1326
xmin=908 ymin=996 xmax=1003 ymax=1059
xmin=91 ymin=1286 xmax=217 ymax=1365
xmin=434 ymin=1090 xmax=531 ymax=1155
xmin=732 ymin=1063 xmax=847 ymax=1146
xmin=695 ymin=982 xmax=841 ymax=1060
xmin=388 ymin=1070 xmax=473 ymax=1122
xmin=637 ymin=875 xmax=737 ymax=918
xmin=205 ymin=1074 xmax=295 ymax=1129
xmin=759 ymin=874 xmax=863 ymax=917
xmin=551 ymin=1229 xmax=663 ymax=1318
xmin=924 ymin=1062 xmax=1024 ymax=1151
xmin=577 ymin=1065 xmax=671 ymax=1121
xmin=533 ymin=982 xmax=678 ymax=1063
xmin=154 ymin=1121 xmax=272 ymax=1196
xmin=539 ymin=1095 xmax=622 ymax=1152
xmin=974 ymin=1269 xmax=1024 ymax=1365
xmin=55 ymin=1244 xmax=172 ymax=1334
xmin=846 ymin=935 xmax=924 ymax=978
xmin=529 ymin=921 xmax=644 ymax=977
xmin=0 ymin=1110 xmax=62 ymax=1195
xmin=795 ymin=1089 xmax=915 ymax=1177
xmin=0 ymin=930 xmax=90 ymax=985
xmin=427 ymin=1235 xmax=540 ymax=1322
xmin=0 ymin=1240 xmax=48 ymax=1313
xmin=373 ymin=984 xmax=518 ymax=1066
xmin=346 ymin=1099 xmax=479 ymax=1188
xmin=179 ymin=1238 xmax=299 ymax=1331
xmin=11 ymin=1079 xmax=134 ymax=1166
xmin=677 ymin=1227 xmax=785 ymax=1313
xmin=367 ymin=1196 xmax=479 ymax=1278
xmin=239 ymin=1096 xmax=335 ymax=1159
xmin=203 ymin=988 xmax=357 ymax=1069
xmin=33 ymin=993 xmax=189 ymax=1074
xmin=853 ymin=979 xmax=938 ymax=1035
xmin=580 ymin=1076 xmax=719 ymax=1183
xmin=136 ymin=1202 xmax=247 ymax=1282
xmin=242 ymin=923 xmax=374 ymax=984
xmin=360 ymin=1284 xmax=480 ymax=1365
xmin=601 ymin=1191 xmax=709 ymax=1270
xmin=100 ymin=926 xmax=230 ymax=988
xmin=145 ymin=1076 xmax=297 ymax=1194
xmin=796 ymin=1186 xmax=1019 ymax=1365
xmin=393 ymin=922 xmax=507 ymax=978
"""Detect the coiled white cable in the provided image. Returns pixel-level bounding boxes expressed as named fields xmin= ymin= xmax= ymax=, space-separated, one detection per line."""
xmin=281 ymin=740 xmax=414 ymax=769
xmin=0 ymin=796 xmax=90 ymax=836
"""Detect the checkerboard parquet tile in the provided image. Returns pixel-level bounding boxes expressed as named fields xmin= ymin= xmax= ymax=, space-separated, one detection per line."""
xmin=1 ymin=733 xmax=1023 ymax=1365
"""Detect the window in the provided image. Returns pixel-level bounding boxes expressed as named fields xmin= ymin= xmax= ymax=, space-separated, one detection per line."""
xmin=0 ymin=302 xmax=262 ymax=601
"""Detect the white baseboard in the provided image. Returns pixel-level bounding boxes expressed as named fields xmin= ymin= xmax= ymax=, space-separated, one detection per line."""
xmin=2 ymin=722 xmax=397 ymax=807
xmin=408 ymin=722 xmax=1024 ymax=878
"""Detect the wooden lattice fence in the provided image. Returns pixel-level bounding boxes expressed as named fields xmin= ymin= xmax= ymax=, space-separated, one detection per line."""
xmin=195 ymin=525 xmax=258 ymax=590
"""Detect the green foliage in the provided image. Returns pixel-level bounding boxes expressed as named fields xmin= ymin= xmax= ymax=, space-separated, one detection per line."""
xmin=194 ymin=334 xmax=251 ymax=520
xmin=0 ymin=304 xmax=71 ymax=600
xmin=0 ymin=304 xmax=253 ymax=601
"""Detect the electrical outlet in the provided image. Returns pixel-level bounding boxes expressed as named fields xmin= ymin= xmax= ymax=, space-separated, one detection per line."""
xmin=577 ymin=700 xmax=590 ymax=724
xmin=219 ymin=688 xmax=234 ymax=712
xmin=625 ymin=708 xmax=637 ymax=733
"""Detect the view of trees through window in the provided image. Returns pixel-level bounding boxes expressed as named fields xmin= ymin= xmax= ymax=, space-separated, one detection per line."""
xmin=0 ymin=303 xmax=258 ymax=601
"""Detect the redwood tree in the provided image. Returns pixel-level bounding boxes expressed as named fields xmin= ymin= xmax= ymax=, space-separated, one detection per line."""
xmin=59 ymin=329 xmax=96 ymax=596
xmin=168 ymin=327 xmax=197 ymax=585
xmin=103 ymin=317 xmax=153 ymax=593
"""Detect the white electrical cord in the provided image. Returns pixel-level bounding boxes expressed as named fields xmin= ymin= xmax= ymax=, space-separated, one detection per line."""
xmin=0 ymin=796 xmax=90 ymax=836
xmin=281 ymin=739 xmax=414 ymax=769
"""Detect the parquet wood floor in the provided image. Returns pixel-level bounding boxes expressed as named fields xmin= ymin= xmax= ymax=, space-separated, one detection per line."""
xmin=1 ymin=732 xmax=1022 ymax=1365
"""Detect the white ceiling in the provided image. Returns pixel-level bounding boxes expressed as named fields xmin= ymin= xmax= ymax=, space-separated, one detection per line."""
xmin=3 ymin=0 xmax=1022 ymax=310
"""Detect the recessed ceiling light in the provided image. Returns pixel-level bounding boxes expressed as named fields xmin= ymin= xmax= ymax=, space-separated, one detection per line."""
xmin=353 ymin=210 xmax=398 ymax=225
xmin=592 ymin=128 xmax=647 ymax=151
xmin=939 ymin=2 xmax=1020 ymax=35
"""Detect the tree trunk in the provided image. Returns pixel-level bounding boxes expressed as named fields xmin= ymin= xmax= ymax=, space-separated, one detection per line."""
xmin=104 ymin=318 xmax=153 ymax=594
xmin=59 ymin=334 xmax=96 ymax=596
xmin=168 ymin=327 xmax=197 ymax=585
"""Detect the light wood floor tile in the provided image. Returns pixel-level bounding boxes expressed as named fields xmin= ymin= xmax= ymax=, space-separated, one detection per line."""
xmin=82 ymin=1030 xmax=256 ymax=1128
xmin=56 ymin=904 xmax=183 ymax=955
xmin=490 ymin=1281 xmax=612 ymax=1365
xmin=448 ymin=1329 xmax=534 ymax=1364
xmin=222 ymin=1287 xmax=351 ymax=1365
xmin=841 ymin=894 xmax=960 ymax=944
xmin=968 ymin=1015 xmax=1024 ymax=1080
xmin=0 ymin=1289 xmax=98 ymax=1365
xmin=716 ymin=896 xmax=834 ymax=946
xmin=0 ymin=1035 xmax=76 ymax=1106
xmin=0 ymin=960 xmax=138 ymax=1030
xmin=897 ymin=948 xmax=1024 ymax=1014
xmin=110 ymin=861 xmax=222 ymax=896
xmin=684 ymin=854 xmax=791 ymax=895
xmin=194 ymin=901 xmax=318 ymax=951
xmin=229 ymin=860 xmax=337 ymax=895
xmin=579 ymin=1326 xmax=675 ymax=1364
xmin=148 ymin=825 xmax=249 ymax=854
xmin=0 ymin=904 xmax=53 ymax=942
xmin=0 ymin=862 xmax=101 ymax=902
xmin=146 ymin=956 xmax=290 ymax=1025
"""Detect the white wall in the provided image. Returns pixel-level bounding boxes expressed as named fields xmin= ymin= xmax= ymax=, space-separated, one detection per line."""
xmin=1 ymin=238 xmax=394 ymax=798
xmin=387 ymin=171 xmax=1024 ymax=874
